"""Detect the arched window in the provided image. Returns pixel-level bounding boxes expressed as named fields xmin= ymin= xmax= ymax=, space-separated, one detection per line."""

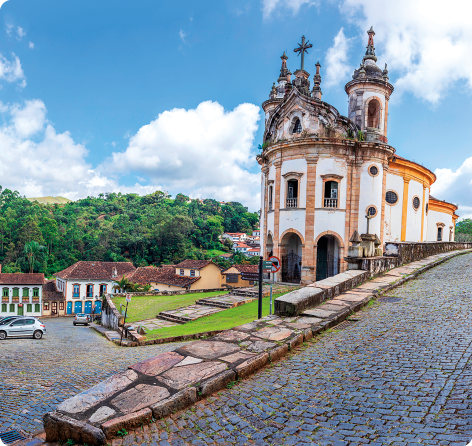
xmin=286 ymin=179 xmax=298 ymax=208
xmin=292 ymin=118 xmax=302 ymax=134
xmin=268 ymin=185 xmax=273 ymax=210
xmin=437 ymin=227 xmax=442 ymax=241
xmin=367 ymin=99 xmax=381 ymax=128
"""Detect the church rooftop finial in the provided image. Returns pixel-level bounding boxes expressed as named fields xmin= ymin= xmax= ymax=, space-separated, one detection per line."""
xmin=278 ymin=51 xmax=290 ymax=81
xmin=364 ymin=26 xmax=377 ymax=62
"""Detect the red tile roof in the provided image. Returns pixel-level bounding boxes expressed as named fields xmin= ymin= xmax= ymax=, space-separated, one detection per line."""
xmin=174 ymin=260 xmax=216 ymax=270
xmin=43 ymin=279 xmax=65 ymax=301
xmin=54 ymin=261 xmax=136 ymax=280
xmin=125 ymin=266 xmax=174 ymax=285
xmin=222 ymin=265 xmax=258 ymax=274
xmin=0 ymin=273 xmax=45 ymax=285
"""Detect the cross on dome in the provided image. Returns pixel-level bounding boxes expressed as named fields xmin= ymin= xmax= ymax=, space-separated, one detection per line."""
xmin=293 ymin=36 xmax=313 ymax=71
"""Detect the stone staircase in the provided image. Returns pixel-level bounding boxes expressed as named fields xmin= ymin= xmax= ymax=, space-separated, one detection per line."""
xmin=196 ymin=293 xmax=256 ymax=309
xmin=157 ymin=304 xmax=223 ymax=324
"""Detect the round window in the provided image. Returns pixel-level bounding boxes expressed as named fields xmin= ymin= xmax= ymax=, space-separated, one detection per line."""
xmin=413 ymin=196 xmax=420 ymax=210
xmin=385 ymin=191 xmax=398 ymax=205
xmin=369 ymin=165 xmax=379 ymax=176
xmin=367 ymin=206 xmax=377 ymax=217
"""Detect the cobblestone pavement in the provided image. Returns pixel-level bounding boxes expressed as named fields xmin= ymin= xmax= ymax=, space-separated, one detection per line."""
xmin=0 ymin=318 xmax=188 ymax=434
xmin=123 ymin=253 xmax=472 ymax=446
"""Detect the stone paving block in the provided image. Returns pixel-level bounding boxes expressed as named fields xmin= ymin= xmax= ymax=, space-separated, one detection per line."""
xmin=130 ymin=352 xmax=184 ymax=376
xmin=235 ymin=353 xmax=270 ymax=378
xmin=240 ymin=340 xmax=277 ymax=353
xmin=296 ymin=316 xmax=324 ymax=324
xmin=211 ymin=330 xmax=250 ymax=343
xmin=158 ymin=362 xmax=228 ymax=390
xmin=102 ymin=408 xmax=152 ymax=439
xmin=220 ymin=351 xmax=257 ymax=364
xmin=151 ymin=388 xmax=197 ymax=420
xmin=301 ymin=309 xmax=336 ymax=318
xmin=268 ymin=344 xmax=289 ymax=362
xmin=199 ymin=370 xmax=236 ymax=397
xmin=253 ymin=326 xmax=293 ymax=341
xmin=111 ymin=384 xmax=170 ymax=414
xmin=89 ymin=406 xmax=116 ymax=424
xmin=177 ymin=341 xmax=240 ymax=360
xmin=174 ymin=356 xmax=203 ymax=367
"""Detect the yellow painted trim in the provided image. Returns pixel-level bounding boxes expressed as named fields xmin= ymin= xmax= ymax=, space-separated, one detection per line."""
xmin=421 ymin=186 xmax=426 ymax=241
xmin=429 ymin=198 xmax=458 ymax=216
xmin=401 ymin=179 xmax=410 ymax=241
xmin=389 ymin=157 xmax=436 ymax=187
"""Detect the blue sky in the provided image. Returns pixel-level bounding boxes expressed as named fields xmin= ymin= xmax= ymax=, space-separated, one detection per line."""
xmin=0 ymin=0 xmax=471 ymax=216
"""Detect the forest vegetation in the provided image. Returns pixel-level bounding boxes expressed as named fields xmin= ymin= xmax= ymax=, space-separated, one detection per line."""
xmin=0 ymin=187 xmax=259 ymax=276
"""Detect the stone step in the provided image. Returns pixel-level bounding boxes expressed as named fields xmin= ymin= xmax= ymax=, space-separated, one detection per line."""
xmin=158 ymin=304 xmax=224 ymax=324
xmin=156 ymin=313 xmax=188 ymax=324
xmin=196 ymin=298 xmax=234 ymax=309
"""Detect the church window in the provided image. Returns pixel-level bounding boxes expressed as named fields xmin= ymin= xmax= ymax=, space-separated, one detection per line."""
xmin=412 ymin=196 xmax=420 ymax=210
xmin=292 ymin=118 xmax=302 ymax=134
xmin=286 ymin=179 xmax=298 ymax=208
xmin=366 ymin=206 xmax=377 ymax=217
xmin=369 ymin=165 xmax=379 ymax=176
xmin=367 ymin=99 xmax=381 ymax=128
xmin=324 ymin=181 xmax=338 ymax=208
xmin=425 ymin=203 xmax=429 ymax=214
xmin=437 ymin=227 xmax=443 ymax=241
xmin=385 ymin=191 xmax=398 ymax=205
xmin=268 ymin=185 xmax=273 ymax=210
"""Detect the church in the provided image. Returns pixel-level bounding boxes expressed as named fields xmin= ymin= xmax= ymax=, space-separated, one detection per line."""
xmin=258 ymin=28 xmax=459 ymax=285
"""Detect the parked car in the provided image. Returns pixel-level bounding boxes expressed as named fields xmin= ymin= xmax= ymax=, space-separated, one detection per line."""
xmin=0 ymin=317 xmax=46 ymax=340
xmin=73 ymin=313 xmax=89 ymax=326
xmin=0 ymin=315 xmax=21 ymax=325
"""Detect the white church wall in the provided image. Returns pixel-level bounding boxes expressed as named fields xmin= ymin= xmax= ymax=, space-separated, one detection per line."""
xmin=423 ymin=189 xmax=429 ymax=241
xmin=314 ymin=209 xmax=346 ymax=246
xmin=267 ymin=210 xmax=274 ymax=238
xmin=357 ymin=162 xmax=383 ymax=237
xmin=384 ymin=173 xmax=403 ymax=242
xmin=427 ymin=210 xmax=453 ymax=241
xmin=279 ymin=210 xmax=306 ymax=239
xmin=315 ymin=157 xmax=348 ymax=209
xmin=281 ymin=158 xmax=307 ymax=208
xmin=405 ymin=180 xmax=423 ymax=242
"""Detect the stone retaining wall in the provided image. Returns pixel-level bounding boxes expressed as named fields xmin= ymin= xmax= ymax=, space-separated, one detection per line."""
xmin=385 ymin=241 xmax=472 ymax=264
xmin=101 ymin=295 xmax=123 ymax=332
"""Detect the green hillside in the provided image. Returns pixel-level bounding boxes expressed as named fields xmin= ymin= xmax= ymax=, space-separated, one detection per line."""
xmin=26 ymin=196 xmax=72 ymax=205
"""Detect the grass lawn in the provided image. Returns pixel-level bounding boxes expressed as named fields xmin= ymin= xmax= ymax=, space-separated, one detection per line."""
xmin=205 ymin=249 xmax=230 ymax=257
xmin=145 ymin=292 xmax=287 ymax=340
xmin=113 ymin=291 xmax=229 ymax=323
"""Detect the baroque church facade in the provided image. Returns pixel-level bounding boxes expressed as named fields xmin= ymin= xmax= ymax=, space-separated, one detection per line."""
xmin=258 ymin=28 xmax=459 ymax=285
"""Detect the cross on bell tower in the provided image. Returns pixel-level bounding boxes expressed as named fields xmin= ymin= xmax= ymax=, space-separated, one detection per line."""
xmin=294 ymin=36 xmax=313 ymax=71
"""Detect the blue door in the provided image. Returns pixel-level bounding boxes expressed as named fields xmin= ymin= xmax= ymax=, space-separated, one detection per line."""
xmin=84 ymin=301 xmax=92 ymax=314
xmin=74 ymin=301 xmax=82 ymax=314
xmin=94 ymin=301 xmax=102 ymax=313
xmin=67 ymin=302 xmax=72 ymax=315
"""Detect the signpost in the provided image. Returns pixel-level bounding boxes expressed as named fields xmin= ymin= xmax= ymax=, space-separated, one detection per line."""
xmin=120 ymin=294 xmax=131 ymax=345
xmin=268 ymin=256 xmax=280 ymax=314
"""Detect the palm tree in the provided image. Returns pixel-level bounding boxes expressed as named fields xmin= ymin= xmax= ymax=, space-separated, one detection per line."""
xmin=17 ymin=241 xmax=47 ymax=273
xmin=112 ymin=275 xmax=134 ymax=293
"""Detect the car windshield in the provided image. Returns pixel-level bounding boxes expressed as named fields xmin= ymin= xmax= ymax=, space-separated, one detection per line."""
xmin=77 ymin=314 xmax=86 ymax=317
xmin=0 ymin=318 xmax=17 ymax=325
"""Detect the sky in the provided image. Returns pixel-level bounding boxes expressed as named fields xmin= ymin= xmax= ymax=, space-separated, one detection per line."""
xmin=0 ymin=0 xmax=472 ymax=217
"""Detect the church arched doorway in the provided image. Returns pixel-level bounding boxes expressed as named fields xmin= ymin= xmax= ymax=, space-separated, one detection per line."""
xmin=280 ymin=232 xmax=302 ymax=284
xmin=316 ymin=235 xmax=340 ymax=281
xmin=266 ymin=233 xmax=274 ymax=258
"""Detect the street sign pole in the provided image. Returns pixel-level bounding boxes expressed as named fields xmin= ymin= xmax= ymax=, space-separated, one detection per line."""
xmin=120 ymin=294 xmax=131 ymax=345
xmin=270 ymin=274 xmax=274 ymax=315
xmin=258 ymin=256 xmax=263 ymax=319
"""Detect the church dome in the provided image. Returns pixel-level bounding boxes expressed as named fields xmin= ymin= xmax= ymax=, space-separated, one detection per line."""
xmin=353 ymin=59 xmax=384 ymax=80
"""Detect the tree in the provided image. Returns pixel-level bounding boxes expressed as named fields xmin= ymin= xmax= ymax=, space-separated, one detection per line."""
xmin=112 ymin=276 xmax=134 ymax=293
xmin=17 ymin=241 xmax=47 ymax=273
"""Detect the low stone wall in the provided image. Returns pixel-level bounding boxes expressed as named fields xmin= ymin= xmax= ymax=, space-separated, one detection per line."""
xmin=275 ymin=270 xmax=368 ymax=316
xmin=101 ymin=295 xmax=123 ymax=331
xmin=385 ymin=241 xmax=472 ymax=264
xmin=111 ymin=288 xmax=227 ymax=297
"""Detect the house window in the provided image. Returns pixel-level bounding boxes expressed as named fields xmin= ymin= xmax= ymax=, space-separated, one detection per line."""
xmin=22 ymin=288 xmax=29 ymax=297
xmin=99 ymin=284 xmax=106 ymax=296
xmin=286 ymin=179 xmax=298 ymax=208
xmin=324 ymin=181 xmax=339 ymax=208
xmin=9 ymin=304 xmax=15 ymax=312
xmin=73 ymin=284 xmax=80 ymax=298
xmin=2 ymin=288 xmax=8 ymax=297
xmin=59 ymin=302 xmax=64 ymax=311
xmin=385 ymin=191 xmax=398 ymax=205
xmin=43 ymin=302 xmax=49 ymax=311
xmin=412 ymin=196 xmax=420 ymax=210
xmin=180 ymin=269 xmax=184 ymax=276
xmin=292 ymin=118 xmax=302 ymax=134
xmin=12 ymin=288 xmax=19 ymax=297
xmin=367 ymin=99 xmax=381 ymax=128
xmin=27 ymin=304 xmax=32 ymax=313
xmin=437 ymin=227 xmax=443 ymax=241
xmin=226 ymin=274 xmax=238 ymax=283
xmin=1 ymin=303 xmax=6 ymax=312
xmin=33 ymin=288 xmax=39 ymax=297
xmin=86 ymin=284 xmax=94 ymax=298
xmin=190 ymin=270 xmax=195 ymax=277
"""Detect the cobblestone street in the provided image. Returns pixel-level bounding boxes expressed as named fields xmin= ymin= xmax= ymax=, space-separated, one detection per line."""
xmin=0 ymin=318 xmax=187 ymax=434
xmin=125 ymin=252 xmax=472 ymax=446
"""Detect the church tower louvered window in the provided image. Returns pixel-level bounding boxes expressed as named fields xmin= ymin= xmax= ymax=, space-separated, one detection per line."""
xmin=292 ymin=118 xmax=302 ymax=134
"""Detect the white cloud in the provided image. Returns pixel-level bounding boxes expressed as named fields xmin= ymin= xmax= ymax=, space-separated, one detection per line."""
xmin=0 ymin=100 xmax=157 ymax=200
xmin=262 ymin=0 xmax=317 ymax=19
xmin=17 ymin=26 xmax=26 ymax=39
xmin=339 ymin=0 xmax=472 ymax=104
xmin=5 ymin=23 xmax=13 ymax=37
xmin=29 ymin=42 xmax=34 ymax=49
xmin=324 ymin=28 xmax=353 ymax=88
xmin=0 ymin=53 xmax=26 ymax=86
xmin=179 ymin=29 xmax=186 ymax=43
xmin=432 ymin=157 xmax=472 ymax=219
xmin=110 ymin=101 xmax=261 ymax=209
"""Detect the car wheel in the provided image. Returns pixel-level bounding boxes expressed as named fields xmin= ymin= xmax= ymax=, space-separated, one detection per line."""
xmin=33 ymin=330 xmax=43 ymax=340
xmin=85 ymin=323 xmax=89 ymax=326
xmin=0 ymin=331 xmax=6 ymax=340
xmin=73 ymin=322 xmax=76 ymax=326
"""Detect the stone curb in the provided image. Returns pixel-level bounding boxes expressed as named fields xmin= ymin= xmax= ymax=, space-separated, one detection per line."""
xmin=41 ymin=249 xmax=472 ymax=444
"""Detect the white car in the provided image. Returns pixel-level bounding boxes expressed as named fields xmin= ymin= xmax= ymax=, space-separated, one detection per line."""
xmin=0 ymin=317 xmax=46 ymax=340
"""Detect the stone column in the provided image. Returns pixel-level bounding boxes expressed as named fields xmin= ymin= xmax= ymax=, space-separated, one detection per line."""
xmin=261 ymin=165 xmax=269 ymax=258
xmin=379 ymin=162 xmax=388 ymax=247
xmin=401 ymin=176 xmax=411 ymax=241
xmin=347 ymin=159 xmax=362 ymax=239
xmin=272 ymin=159 xmax=283 ymax=281
xmin=301 ymin=155 xmax=318 ymax=285
xmin=421 ymin=184 xmax=426 ymax=241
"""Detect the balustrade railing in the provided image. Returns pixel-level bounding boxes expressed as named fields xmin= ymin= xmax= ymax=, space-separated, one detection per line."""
xmin=286 ymin=198 xmax=298 ymax=208
xmin=324 ymin=198 xmax=338 ymax=208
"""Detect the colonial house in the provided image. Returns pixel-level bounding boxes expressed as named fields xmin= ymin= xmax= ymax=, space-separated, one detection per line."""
xmin=221 ymin=265 xmax=258 ymax=287
xmin=54 ymin=261 xmax=136 ymax=315
xmin=42 ymin=279 xmax=66 ymax=317
xmin=0 ymin=272 xmax=44 ymax=317
xmin=252 ymin=228 xmax=260 ymax=237
xmin=233 ymin=242 xmax=251 ymax=254
xmin=222 ymin=232 xmax=248 ymax=243
xmin=259 ymin=29 xmax=459 ymax=285
xmin=247 ymin=247 xmax=260 ymax=257
xmin=127 ymin=260 xmax=223 ymax=292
